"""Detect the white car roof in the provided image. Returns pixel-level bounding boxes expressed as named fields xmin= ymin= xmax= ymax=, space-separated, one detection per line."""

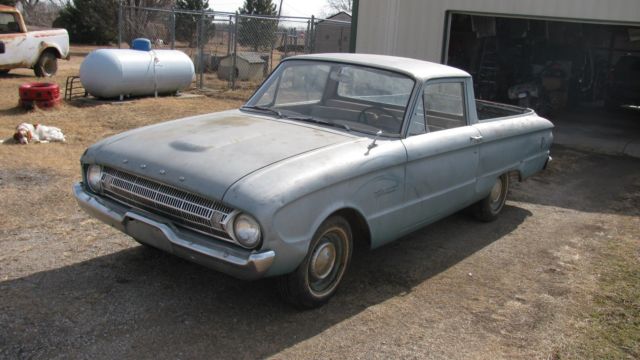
xmin=286 ymin=53 xmax=470 ymax=81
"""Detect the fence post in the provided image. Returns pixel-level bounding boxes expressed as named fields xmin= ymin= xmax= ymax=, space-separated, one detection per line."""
xmin=305 ymin=19 xmax=310 ymax=53
xmin=227 ymin=15 xmax=232 ymax=55
xmin=170 ymin=7 xmax=176 ymax=50
xmin=269 ymin=19 xmax=276 ymax=71
xmin=231 ymin=12 xmax=239 ymax=90
xmin=117 ymin=1 xmax=123 ymax=48
xmin=283 ymin=31 xmax=287 ymax=57
xmin=198 ymin=9 xmax=205 ymax=89
xmin=309 ymin=15 xmax=315 ymax=53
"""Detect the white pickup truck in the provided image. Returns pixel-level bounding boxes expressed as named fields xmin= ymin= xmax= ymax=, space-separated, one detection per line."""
xmin=0 ymin=5 xmax=69 ymax=77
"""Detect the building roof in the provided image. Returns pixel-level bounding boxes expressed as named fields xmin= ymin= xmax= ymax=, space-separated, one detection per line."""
xmin=223 ymin=52 xmax=266 ymax=64
xmin=318 ymin=11 xmax=352 ymax=23
xmin=285 ymin=53 xmax=470 ymax=81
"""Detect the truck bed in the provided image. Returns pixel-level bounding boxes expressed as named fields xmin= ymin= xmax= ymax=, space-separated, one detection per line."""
xmin=476 ymin=99 xmax=533 ymax=121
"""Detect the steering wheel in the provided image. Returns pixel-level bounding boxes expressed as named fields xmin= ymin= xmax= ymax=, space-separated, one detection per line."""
xmin=357 ymin=106 xmax=400 ymax=124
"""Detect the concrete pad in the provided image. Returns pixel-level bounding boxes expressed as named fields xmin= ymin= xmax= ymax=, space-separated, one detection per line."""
xmin=174 ymin=93 xmax=205 ymax=99
xmin=550 ymin=104 xmax=640 ymax=158
xmin=69 ymin=92 xmax=203 ymax=105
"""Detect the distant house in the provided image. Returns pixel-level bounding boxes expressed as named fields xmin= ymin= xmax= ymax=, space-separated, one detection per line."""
xmin=218 ymin=52 xmax=267 ymax=81
xmin=314 ymin=12 xmax=352 ymax=53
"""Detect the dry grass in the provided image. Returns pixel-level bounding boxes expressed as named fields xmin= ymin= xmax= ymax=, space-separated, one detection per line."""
xmin=0 ymin=46 xmax=243 ymax=234
xmin=568 ymin=187 xmax=640 ymax=359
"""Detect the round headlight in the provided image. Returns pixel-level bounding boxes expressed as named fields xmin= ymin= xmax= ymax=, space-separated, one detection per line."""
xmin=233 ymin=213 xmax=261 ymax=248
xmin=86 ymin=165 xmax=103 ymax=193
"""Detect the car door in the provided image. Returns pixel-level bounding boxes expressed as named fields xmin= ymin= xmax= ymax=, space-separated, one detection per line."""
xmin=0 ymin=12 xmax=27 ymax=67
xmin=401 ymin=79 xmax=481 ymax=230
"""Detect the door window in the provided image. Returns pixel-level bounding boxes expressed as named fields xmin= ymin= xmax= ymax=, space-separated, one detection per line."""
xmin=423 ymin=82 xmax=467 ymax=132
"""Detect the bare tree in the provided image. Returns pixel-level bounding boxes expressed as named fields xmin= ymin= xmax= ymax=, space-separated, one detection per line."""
xmin=15 ymin=0 xmax=66 ymax=27
xmin=16 ymin=0 xmax=41 ymax=16
xmin=122 ymin=0 xmax=176 ymax=44
xmin=326 ymin=0 xmax=352 ymax=14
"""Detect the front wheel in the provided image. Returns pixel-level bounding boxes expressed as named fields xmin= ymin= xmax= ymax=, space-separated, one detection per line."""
xmin=34 ymin=51 xmax=58 ymax=77
xmin=277 ymin=216 xmax=353 ymax=309
xmin=472 ymin=174 xmax=510 ymax=222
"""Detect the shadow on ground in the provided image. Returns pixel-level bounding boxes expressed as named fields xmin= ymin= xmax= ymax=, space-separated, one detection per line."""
xmin=510 ymin=145 xmax=640 ymax=215
xmin=0 ymin=205 xmax=531 ymax=358
xmin=0 ymin=105 xmax=29 ymax=117
xmin=0 ymin=73 xmax=33 ymax=79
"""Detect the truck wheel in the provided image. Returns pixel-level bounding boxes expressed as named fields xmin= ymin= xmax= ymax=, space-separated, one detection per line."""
xmin=277 ymin=216 xmax=353 ymax=309
xmin=34 ymin=51 xmax=58 ymax=77
xmin=472 ymin=174 xmax=509 ymax=222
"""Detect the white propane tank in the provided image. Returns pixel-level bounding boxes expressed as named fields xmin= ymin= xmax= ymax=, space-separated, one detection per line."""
xmin=79 ymin=49 xmax=195 ymax=99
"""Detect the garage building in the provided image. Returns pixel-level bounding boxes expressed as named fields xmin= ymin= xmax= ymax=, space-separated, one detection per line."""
xmin=353 ymin=0 xmax=640 ymax=111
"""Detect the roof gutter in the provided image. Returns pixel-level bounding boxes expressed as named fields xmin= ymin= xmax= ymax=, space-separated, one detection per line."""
xmin=349 ymin=0 xmax=359 ymax=53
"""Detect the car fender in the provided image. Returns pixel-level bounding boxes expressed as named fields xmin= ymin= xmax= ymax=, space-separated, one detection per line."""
xmin=223 ymin=138 xmax=407 ymax=276
xmin=38 ymin=41 xmax=66 ymax=60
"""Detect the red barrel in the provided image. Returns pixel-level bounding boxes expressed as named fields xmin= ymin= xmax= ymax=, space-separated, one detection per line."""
xmin=19 ymin=82 xmax=60 ymax=101
xmin=19 ymin=82 xmax=61 ymax=109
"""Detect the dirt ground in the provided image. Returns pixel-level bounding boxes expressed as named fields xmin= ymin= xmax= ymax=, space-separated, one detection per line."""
xmin=0 ymin=49 xmax=638 ymax=359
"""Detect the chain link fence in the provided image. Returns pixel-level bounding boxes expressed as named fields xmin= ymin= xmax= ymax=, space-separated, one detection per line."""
xmin=117 ymin=4 xmax=351 ymax=92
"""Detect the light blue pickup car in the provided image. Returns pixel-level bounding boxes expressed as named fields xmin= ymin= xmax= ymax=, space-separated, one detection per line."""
xmin=74 ymin=54 xmax=553 ymax=308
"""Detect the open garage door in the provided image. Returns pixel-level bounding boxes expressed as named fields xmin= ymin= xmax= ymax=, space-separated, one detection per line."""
xmin=443 ymin=12 xmax=640 ymax=115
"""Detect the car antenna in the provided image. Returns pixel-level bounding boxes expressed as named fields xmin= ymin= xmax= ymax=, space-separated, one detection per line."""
xmin=368 ymin=130 xmax=383 ymax=150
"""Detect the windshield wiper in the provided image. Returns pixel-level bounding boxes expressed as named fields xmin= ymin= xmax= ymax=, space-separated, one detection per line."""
xmin=241 ymin=105 xmax=283 ymax=118
xmin=283 ymin=115 xmax=351 ymax=132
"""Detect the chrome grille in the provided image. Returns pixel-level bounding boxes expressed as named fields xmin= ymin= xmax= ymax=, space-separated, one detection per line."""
xmin=100 ymin=167 xmax=234 ymax=241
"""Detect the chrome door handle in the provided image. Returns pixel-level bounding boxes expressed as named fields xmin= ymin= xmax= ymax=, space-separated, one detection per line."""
xmin=470 ymin=135 xmax=483 ymax=143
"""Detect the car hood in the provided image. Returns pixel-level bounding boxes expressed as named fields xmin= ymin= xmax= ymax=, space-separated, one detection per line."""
xmin=88 ymin=110 xmax=355 ymax=201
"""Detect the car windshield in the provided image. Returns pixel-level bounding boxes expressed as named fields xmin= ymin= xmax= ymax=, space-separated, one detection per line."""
xmin=243 ymin=60 xmax=416 ymax=136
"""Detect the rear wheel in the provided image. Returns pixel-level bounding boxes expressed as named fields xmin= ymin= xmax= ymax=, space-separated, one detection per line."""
xmin=472 ymin=174 xmax=510 ymax=222
xmin=277 ymin=216 xmax=353 ymax=309
xmin=34 ymin=51 xmax=58 ymax=77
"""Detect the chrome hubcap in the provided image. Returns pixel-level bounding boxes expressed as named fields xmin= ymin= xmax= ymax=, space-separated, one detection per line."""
xmin=490 ymin=178 xmax=503 ymax=204
xmin=310 ymin=242 xmax=337 ymax=280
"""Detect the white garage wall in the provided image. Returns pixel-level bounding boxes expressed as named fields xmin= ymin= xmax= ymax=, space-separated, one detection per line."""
xmin=356 ymin=0 xmax=640 ymax=62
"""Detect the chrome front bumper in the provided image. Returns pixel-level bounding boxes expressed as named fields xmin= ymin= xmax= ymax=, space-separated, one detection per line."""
xmin=73 ymin=182 xmax=275 ymax=280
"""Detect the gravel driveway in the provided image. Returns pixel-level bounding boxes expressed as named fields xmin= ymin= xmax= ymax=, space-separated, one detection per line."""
xmin=1 ymin=144 xmax=638 ymax=359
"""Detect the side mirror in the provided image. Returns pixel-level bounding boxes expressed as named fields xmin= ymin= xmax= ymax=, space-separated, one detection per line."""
xmin=0 ymin=42 xmax=5 ymax=54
